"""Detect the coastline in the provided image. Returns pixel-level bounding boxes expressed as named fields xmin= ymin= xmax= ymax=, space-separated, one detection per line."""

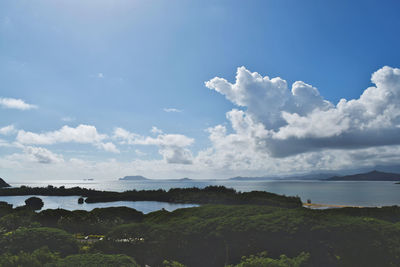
xmin=303 ymin=203 xmax=365 ymax=209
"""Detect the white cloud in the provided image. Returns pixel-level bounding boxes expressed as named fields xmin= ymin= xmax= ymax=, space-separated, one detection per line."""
xmin=0 ymin=138 xmax=11 ymax=147
xmin=17 ymin=124 xmax=106 ymax=145
xmin=206 ymin=67 xmax=332 ymax=129
xmin=3 ymin=66 xmax=400 ymax=180
xmin=164 ymin=108 xmax=183 ymax=113
xmin=206 ymin=66 xmax=400 ymax=157
xmin=0 ymin=97 xmax=37 ymax=110
xmin=61 ymin=117 xmax=75 ymax=122
xmin=0 ymin=125 xmax=16 ymax=135
xmin=114 ymin=127 xmax=194 ymax=147
xmin=96 ymin=142 xmax=120 ymax=154
xmin=113 ymin=127 xmax=194 ymax=164
xmin=112 ymin=127 xmax=140 ymax=144
xmin=151 ymin=126 xmax=163 ymax=135
xmin=98 ymin=73 xmax=104 ymax=78
xmin=10 ymin=146 xmax=65 ymax=164
xmin=16 ymin=124 xmax=119 ymax=153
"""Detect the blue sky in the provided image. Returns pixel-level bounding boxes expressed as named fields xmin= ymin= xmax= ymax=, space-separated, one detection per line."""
xmin=1 ymin=0 xmax=400 ymax=181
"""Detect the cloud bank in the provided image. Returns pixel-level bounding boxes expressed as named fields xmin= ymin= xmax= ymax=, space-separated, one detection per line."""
xmin=17 ymin=124 xmax=119 ymax=153
xmin=206 ymin=66 xmax=400 ymax=157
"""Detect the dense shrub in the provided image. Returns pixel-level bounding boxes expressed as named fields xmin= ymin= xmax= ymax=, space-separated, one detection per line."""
xmin=0 ymin=247 xmax=59 ymax=267
xmin=25 ymin=197 xmax=44 ymax=210
xmin=102 ymin=205 xmax=400 ymax=267
xmin=0 ymin=248 xmax=139 ymax=267
xmin=0 ymin=227 xmax=78 ymax=256
xmin=0 ymin=211 xmax=39 ymax=231
xmin=226 ymin=252 xmax=310 ymax=267
xmin=56 ymin=253 xmax=140 ymax=267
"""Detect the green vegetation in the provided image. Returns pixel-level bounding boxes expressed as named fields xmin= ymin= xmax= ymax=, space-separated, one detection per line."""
xmin=163 ymin=260 xmax=187 ymax=267
xmin=36 ymin=207 xmax=144 ymax=234
xmin=0 ymin=247 xmax=140 ymax=267
xmin=0 ymin=247 xmax=60 ymax=267
xmin=96 ymin=205 xmax=400 ymax=266
xmin=25 ymin=196 xmax=44 ymax=210
xmin=0 ymin=186 xmax=400 ymax=266
xmin=0 ymin=227 xmax=78 ymax=256
xmin=226 ymin=252 xmax=310 ymax=267
xmin=56 ymin=253 xmax=140 ymax=267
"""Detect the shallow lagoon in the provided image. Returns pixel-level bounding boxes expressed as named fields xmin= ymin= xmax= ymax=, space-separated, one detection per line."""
xmin=0 ymin=195 xmax=198 ymax=213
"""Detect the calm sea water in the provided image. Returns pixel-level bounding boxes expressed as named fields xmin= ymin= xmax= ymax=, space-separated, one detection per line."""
xmin=4 ymin=179 xmax=400 ymax=210
xmin=0 ymin=195 xmax=198 ymax=214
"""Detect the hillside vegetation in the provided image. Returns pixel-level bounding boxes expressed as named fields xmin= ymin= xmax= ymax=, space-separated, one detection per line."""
xmin=0 ymin=194 xmax=399 ymax=266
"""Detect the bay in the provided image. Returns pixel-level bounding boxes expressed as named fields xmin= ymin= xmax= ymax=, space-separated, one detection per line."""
xmin=7 ymin=179 xmax=400 ymax=208
xmin=0 ymin=195 xmax=198 ymax=213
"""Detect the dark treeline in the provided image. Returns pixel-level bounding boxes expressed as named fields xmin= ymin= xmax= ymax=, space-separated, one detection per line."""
xmin=98 ymin=205 xmax=400 ymax=267
xmin=0 ymin=185 xmax=302 ymax=208
xmin=1 ymin=199 xmax=400 ymax=266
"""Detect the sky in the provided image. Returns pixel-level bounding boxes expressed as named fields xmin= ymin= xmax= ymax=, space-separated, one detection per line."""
xmin=1 ymin=0 xmax=400 ymax=181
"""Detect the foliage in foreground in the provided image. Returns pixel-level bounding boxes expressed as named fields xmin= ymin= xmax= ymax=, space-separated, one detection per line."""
xmin=0 ymin=247 xmax=59 ymax=267
xmin=0 ymin=247 xmax=139 ymax=267
xmin=99 ymin=205 xmax=400 ymax=267
xmin=56 ymin=253 xmax=140 ymax=267
xmin=0 ymin=227 xmax=78 ymax=256
xmin=1 ymin=187 xmax=400 ymax=266
xmin=226 ymin=252 xmax=310 ymax=267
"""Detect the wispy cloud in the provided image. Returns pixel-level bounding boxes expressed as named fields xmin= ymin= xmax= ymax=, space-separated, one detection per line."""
xmin=151 ymin=126 xmax=163 ymax=134
xmin=61 ymin=117 xmax=75 ymax=122
xmin=113 ymin=127 xmax=194 ymax=164
xmin=135 ymin=149 xmax=147 ymax=156
xmin=0 ymin=97 xmax=37 ymax=110
xmin=164 ymin=108 xmax=182 ymax=113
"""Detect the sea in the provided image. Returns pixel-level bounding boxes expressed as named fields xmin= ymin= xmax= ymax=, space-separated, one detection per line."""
xmin=1 ymin=179 xmax=400 ymax=213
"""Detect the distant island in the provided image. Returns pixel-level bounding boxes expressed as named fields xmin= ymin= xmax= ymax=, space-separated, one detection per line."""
xmin=119 ymin=175 xmax=149 ymax=181
xmin=0 ymin=177 xmax=10 ymax=188
xmin=326 ymin=170 xmax=400 ymax=181
xmin=177 ymin=177 xmax=192 ymax=181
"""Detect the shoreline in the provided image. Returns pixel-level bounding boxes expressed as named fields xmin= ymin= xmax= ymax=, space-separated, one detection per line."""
xmin=303 ymin=203 xmax=365 ymax=209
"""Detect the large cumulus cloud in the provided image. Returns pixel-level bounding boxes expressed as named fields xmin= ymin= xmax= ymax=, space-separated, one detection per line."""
xmin=206 ymin=66 xmax=400 ymax=157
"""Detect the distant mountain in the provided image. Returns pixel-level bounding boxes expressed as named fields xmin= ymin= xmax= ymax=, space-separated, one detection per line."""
xmin=177 ymin=177 xmax=192 ymax=181
xmin=284 ymin=173 xmax=339 ymax=180
xmin=119 ymin=175 xmax=149 ymax=181
xmin=0 ymin=178 xmax=10 ymax=188
xmin=228 ymin=173 xmax=337 ymax=181
xmin=326 ymin=170 xmax=400 ymax=181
